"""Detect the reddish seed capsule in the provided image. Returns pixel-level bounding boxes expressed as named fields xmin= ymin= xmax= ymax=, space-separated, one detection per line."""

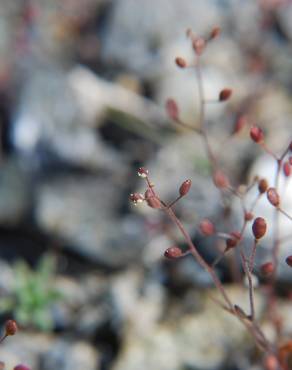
xmin=164 ymin=246 xmax=183 ymax=259
xmin=175 ymin=57 xmax=187 ymax=68
xmin=166 ymin=98 xmax=179 ymax=121
xmin=199 ymin=219 xmax=215 ymax=236
xmin=14 ymin=365 xmax=31 ymax=370
xmin=252 ymin=217 xmax=267 ymax=240
xmin=137 ymin=167 xmax=149 ymax=178
xmin=267 ymin=187 xmax=280 ymax=207
xmin=219 ymin=88 xmax=232 ymax=102
xmin=5 ymin=320 xmax=17 ymax=336
xmin=179 ymin=179 xmax=192 ymax=197
xmin=244 ymin=212 xmax=254 ymax=221
xmin=144 ymin=190 xmax=161 ymax=209
xmin=286 ymin=255 xmax=292 ymax=267
xmin=260 ymin=262 xmax=275 ymax=276
xmin=283 ymin=161 xmax=291 ymax=177
xmin=213 ymin=170 xmax=230 ymax=189
xmin=250 ymin=126 xmax=264 ymax=143
xmin=258 ymin=178 xmax=268 ymax=194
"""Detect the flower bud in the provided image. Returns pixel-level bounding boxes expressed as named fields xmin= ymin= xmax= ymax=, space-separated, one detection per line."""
xmin=175 ymin=57 xmax=187 ymax=68
xmin=283 ymin=161 xmax=291 ymax=177
xmin=199 ymin=219 xmax=215 ymax=236
xmin=213 ymin=170 xmax=230 ymax=189
xmin=267 ymin=187 xmax=280 ymax=207
xmin=244 ymin=212 xmax=254 ymax=221
xmin=166 ymin=98 xmax=179 ymax=121
xmin=286 ymin=255 xmax=292 ymax=267
xmin=5 ymin=320 xmax=17 ymax=336
xmin=250 ymin=126 xmax=264 ymax=143
xmin=164 ymin=246 xmax=183 ymax=259
xmin=258 ymin=178 xmax=268 ymax=193
xmin=260 ymin=262 xmax=275 ymax=276
xmin=252 ymin=217 xmax=267 ymax=240
xmin=144 ymin=190 xmax=161 ymax=209
xmin=192 ymin=37 xmax=206 ymax=55
xmin=179 ymin=179 xmax=192 ymax=197
xmin=219 ymin=88 xmax=232 ymax=102
xmin=14 ymin=365 xmax=31 ymax=370
xmin=137 ymin=167 xmax=149 ymax=178
xmin=129 ymin=193 xmax=144 ymax=205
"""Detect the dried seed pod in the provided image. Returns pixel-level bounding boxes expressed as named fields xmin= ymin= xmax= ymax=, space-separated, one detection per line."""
xmin=258 ymin=178 xmax=268 ymax=193
xmin=219 ymin=88 xmax=232 ymax=102
xmin=250 ymin=126 xmax=264 ymax=143
xmin=129 ymin=193 xmax=144 ymax=205
xmin=175 ymin=57 xmax=187 ymax=68
xmin=166 ymin=98 xmax=179 ymax=121
xmin=283 ymin=161 xmax=291 ymax=177
xmin=286 ymin=255 xmax=292 ymax=267
xmin=252 ymin=217 xmax=267 ymax=240
xmin=260 ymin=262 xmax=275 ymax=276
xmin=137 ymin=167 xmax=149 ymax=178
xmin=267 ymin=187 xmax=280 ymax=207
xmin=199 ymin=219 xmax=215 ymax=236
xmin=213 ymin=170 xmax=230 ymax=189
xmin=179 ymin=179 xmax=192 ymax=197
xmin=5 ymin=320 xmax=17 ymax=336
xmin=164 ymin=246 xmax=183 ymax=259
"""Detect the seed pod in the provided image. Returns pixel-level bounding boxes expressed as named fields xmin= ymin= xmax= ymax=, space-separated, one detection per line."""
xmin=164 ymin=246 xmax=183 ymax=259
xmin=244 ymin=212 xmax=254 ymax=221
xmin=14 ymin=365 xmax=31 ymax=370
xmin=283 ymin=161 xmax=291 ymax=177
xmin=258 ymin=178 xmax=268 ymax=193
xmin=179 ymin=179 xmax=192 ymax=197
xmin=286 ymin=255 xmax=292 ymax=267
xmin=252 ymin=217 xmax=267 ymax=239
xmin=199 ymin=219 xmax=215 ymax=236
xmin=213 ymin=170 xmax=230 ymax=189
xmin=166 ymin=98 xmax=179 ymax=121
xmin=5 ymin=320 xmax=17 ymax=336
xmin=144 ymin=190 xmax=161 ymax=209
xmin=219 ymin=88 xmax=232 ymax=102
xmin=267 ymin=187 xmax=280 ymax=207
xmin=129 ymin=193 xmax=144 ymax=205
xmin=250 ymin=126 xmax=264 ymax=143
xmin=260 ymin=262 xmax=275 ymax=276
xmin=175 ymin=57 xmax=187 ymax=68
xmin=137 ymin=167 xmax=149 ymax=178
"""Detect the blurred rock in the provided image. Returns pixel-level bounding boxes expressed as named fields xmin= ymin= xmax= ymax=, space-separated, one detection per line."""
xmin=41 ymin=339 xmax=99 ymax=370
xmin=0 ymin=158 xmax=31 ymax=224
xmin=35 ymin=174 xmax=146 ymax=267
xmin=113 ymin=286 xmax=264 ymax=370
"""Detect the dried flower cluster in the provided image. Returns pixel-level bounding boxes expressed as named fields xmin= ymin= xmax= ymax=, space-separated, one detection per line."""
xmin=130 ymin=26 xmax=292 ymax=370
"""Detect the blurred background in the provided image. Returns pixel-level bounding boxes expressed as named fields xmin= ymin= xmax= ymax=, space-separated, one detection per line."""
xmin=0 ymin=0 xmax=292 ymax=369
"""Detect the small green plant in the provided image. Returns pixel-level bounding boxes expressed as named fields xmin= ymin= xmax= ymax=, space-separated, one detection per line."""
xmin=0 ymin=254 xmax=61 ymax=331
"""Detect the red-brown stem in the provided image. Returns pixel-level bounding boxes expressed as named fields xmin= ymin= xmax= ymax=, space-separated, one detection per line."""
xmin=249 ymin=239 xmax=258 ymax=273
